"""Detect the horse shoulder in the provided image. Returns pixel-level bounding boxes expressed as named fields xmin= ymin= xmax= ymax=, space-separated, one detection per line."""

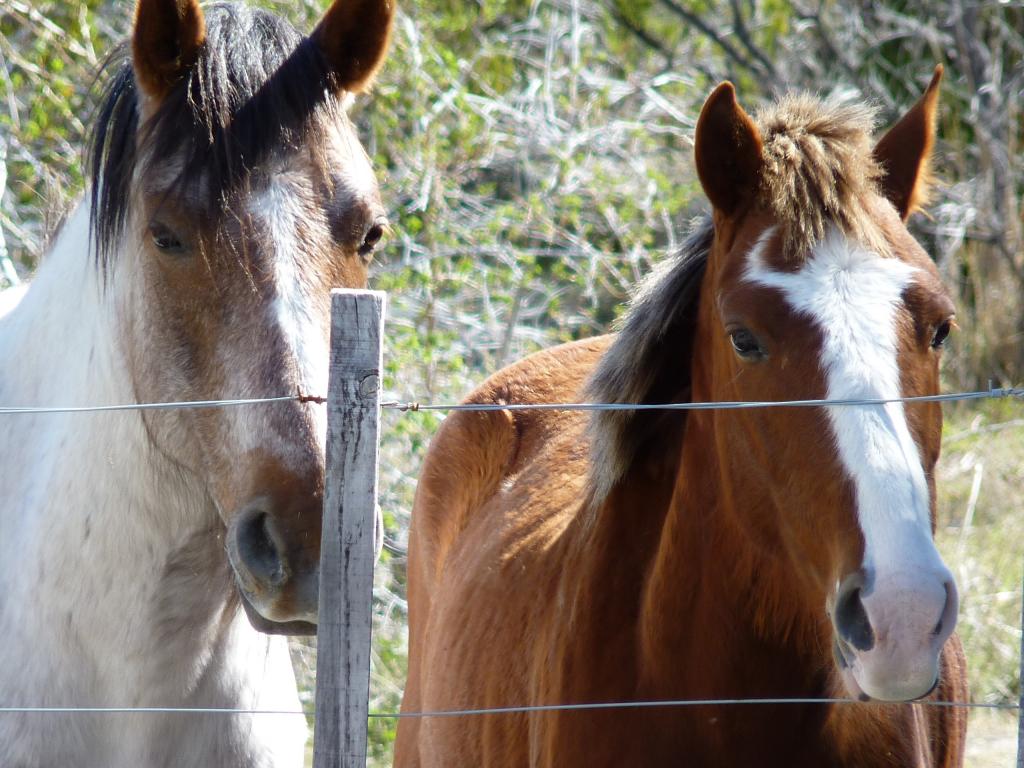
xmin=408 ymin=335 xmax=611 ymax=592
xmin=397 ymin=336 xmax=610 ymax=766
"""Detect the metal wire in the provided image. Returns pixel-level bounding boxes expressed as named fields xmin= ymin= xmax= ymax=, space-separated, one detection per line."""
xmin=0 ymin=395 xmax=303 ymax=415
xmin=382 ymin=385 xmax=1024 ymax=413
xmin=2 ymin=698 xmax=1017 ymax=717
xmin=368 ymin=698 xmax=1021 ymax=718
xmin=0 ymin=706 xmax=309 ymax=715
xmin=1 ymin=385 xmax=1020 ymax=416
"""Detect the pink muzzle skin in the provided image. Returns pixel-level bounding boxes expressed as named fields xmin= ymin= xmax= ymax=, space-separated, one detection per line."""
xmin=831 ymin=565 xmax=958 ymax=702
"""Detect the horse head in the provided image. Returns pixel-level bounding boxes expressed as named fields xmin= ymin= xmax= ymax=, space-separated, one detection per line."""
xmin=91 ymin=0 xmax=394 ymax=633
xmin=691 ymin=69 xmax=957 ymax=702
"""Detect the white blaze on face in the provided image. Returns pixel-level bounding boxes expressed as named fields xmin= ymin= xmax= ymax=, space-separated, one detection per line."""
xmin=744 ymin=227 xmax=933 ymax=575
xmin=249 ymin=176 xmax=329 ymax=453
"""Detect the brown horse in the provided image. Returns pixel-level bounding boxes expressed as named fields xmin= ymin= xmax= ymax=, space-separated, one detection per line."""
xmin=395 ymin=69 xmax=968 ymax=767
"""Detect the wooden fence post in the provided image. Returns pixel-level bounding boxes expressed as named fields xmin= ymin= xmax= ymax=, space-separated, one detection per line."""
xmin=314 ymin=289 xmax=386 ymax=768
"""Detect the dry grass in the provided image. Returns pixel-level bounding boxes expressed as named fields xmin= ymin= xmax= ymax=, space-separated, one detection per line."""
xmin=935 ymin=400 xmax=1024 ymax=765
xmin=966 ymin=708 xmax=1017 ymax=767
xmin=936 ymin=401 xmax=1024 ymax=707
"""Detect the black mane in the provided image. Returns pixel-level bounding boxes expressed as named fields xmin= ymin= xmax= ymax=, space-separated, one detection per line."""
xmin=88 ymin=2 xmax=343 ymax=267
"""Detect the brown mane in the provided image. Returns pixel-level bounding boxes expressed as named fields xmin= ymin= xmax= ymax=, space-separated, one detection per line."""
xmin=587 ymin=95 xmax=888 ymax=502
xmin=756 ymin=95 xmax=885 ymax=261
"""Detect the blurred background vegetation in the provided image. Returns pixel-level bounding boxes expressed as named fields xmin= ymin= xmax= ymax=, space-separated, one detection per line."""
xmin=1 ymin=0 xmax=1021 ymax=764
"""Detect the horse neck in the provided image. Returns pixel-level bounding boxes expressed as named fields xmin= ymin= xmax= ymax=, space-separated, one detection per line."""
xmin=632 ymin=307 xmax=827 ymax=698
xmin=0 ymin=202 xmax=143 ymax=398
xmin=0 ymin=201 xmax=241 ymax=695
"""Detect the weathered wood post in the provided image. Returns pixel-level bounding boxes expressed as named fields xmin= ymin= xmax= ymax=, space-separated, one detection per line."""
xmin=314 ymin=289 xmax=386 ymax=768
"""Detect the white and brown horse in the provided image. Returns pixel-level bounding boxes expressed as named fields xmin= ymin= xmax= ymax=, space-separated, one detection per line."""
xmin=395 ymin=70 xmax=968 ymax=767
xmin=0 ymin=0 xmax=393 ymax=765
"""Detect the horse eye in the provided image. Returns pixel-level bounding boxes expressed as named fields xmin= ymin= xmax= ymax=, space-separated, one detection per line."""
xmin=729 ymin=329 xmax=764 ymax=360
xmin=931 ymin=318 xmax=953 ymax=349
xmin=358 ymin=220 xmax=386 ymax=259
xmin=149 ymin=223 xmax=185 ymax=255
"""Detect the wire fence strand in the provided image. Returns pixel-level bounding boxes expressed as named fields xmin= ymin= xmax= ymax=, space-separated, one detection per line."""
xmin=382 ymin=386 xmax=1024 ymax=413
xmin=0 ymin=385 xmax=1021 ymax=416
xmin=2 ymin=698 xmax=1018 ymax=718
xmin=0 ymin=395 xmax=305 ymax=414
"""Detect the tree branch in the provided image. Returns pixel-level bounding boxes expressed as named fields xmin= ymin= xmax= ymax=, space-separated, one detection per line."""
xmin=609 ymin=5 xmax=675 ymax=69
xmin=659 ymin=0 xmax=758 ymax=77
xmin=728 ymin=0 xmax=778 ymax=84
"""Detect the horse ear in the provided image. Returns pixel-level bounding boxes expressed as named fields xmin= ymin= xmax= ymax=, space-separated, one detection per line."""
xmin=874 ymin=65 xmax=943 ymax=220
xmin=694 ymin=82 xmax=763 ymax=216
xmin=311 ymin=0 xmax=395 ymax=94
xmin=132 ymin=0 xmax=206 ymax=101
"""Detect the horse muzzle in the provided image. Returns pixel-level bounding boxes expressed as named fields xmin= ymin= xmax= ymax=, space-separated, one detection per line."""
xmin=830 ymin=565 xmax=958 ymax=702
xmin=226 ymin=502 xmax=320 ymax=635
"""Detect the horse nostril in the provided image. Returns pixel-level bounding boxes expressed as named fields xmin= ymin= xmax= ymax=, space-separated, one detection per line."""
xmin=233 ymin=508 xmax=288 ymax=587
xmin=834 ymin=573 xmax=875 ymax=652
xmin=933 ymin=579 xmax=958 ymax=638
